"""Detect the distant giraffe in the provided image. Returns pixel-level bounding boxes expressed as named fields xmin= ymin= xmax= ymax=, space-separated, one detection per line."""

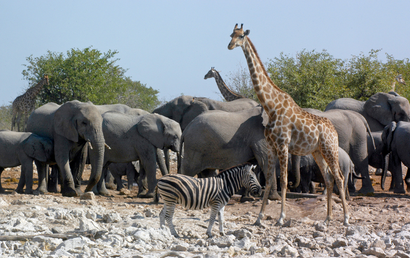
xmin=204 ymin=67 xmax=245 ymax=101
xmin=11 ymin=75 xmax=49 ymax=131
xmin=391 ymin=73 xmax=406 ymax=92
xmin=228 ymin=24 xmax=349 ymax=226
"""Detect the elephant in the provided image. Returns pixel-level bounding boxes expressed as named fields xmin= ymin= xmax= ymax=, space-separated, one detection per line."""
xmin=288 ymin=147 xmax=356 ymax=200
xmin=154 ymin=95 xmax=259 ymax=172
xmin=179 ymin=106 xmax=282 ymax=200
xmin=95 ymin=112 xmax=182 ymax=197
xmin=26 ymin=100 xmax=106 ymax=197
xmin=297 ymin=108 xmax=375 ymax=194
xmin=107 ymin=162 xmax=139 ymax=191
xmin=325 ymin=92 xmax=410 ymax=132
xmin=380 ymin=121 xmax=410 ymax=193
xmin=0 ymin=131 xmax=54 ymax=194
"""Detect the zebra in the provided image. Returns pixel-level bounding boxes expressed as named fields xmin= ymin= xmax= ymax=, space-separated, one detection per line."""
xmin=155 ymin=164 xmax=262 ymax=238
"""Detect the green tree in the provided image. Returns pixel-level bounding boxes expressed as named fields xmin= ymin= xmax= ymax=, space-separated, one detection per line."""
xmin=225 ymin=64 xmax=259 ymax=103
xmin=267 ymin=49 xmax=346 ymax=110
xmin=117 ymin=78 xmax=161 ymax=112
xmin=21 ymin=47 xmax=160 ymax=108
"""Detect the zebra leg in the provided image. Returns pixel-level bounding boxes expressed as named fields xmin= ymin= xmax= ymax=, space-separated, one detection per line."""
xmin=207 ymin=205 xmax=219 ymax=238
xmin=218 ymin=206 xmax=225 ymax=236
xmin=159 ymin=205 xmax=166 ymax=228
xmin=164 ymin=203 xmax=179 ymax=237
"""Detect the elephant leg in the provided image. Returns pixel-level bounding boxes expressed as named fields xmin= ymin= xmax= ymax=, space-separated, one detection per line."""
xmin=48 ymin=165 xmax=59 ymax=193
xmin=105 ymin=170 xmax=117 ymax=190
xmin=70 ymin=145 xmax=88 ymax=194
xmin=54 ymin=140 xmax=77 ymax=197
xmin=35 ymin=161 xmax=48 ymax=194
xmin=21 ymin=161 xmax=34 ymax=194
xmin=16 ymin=166 xmax=26 ymax=194
xmin=126 ymin=162 xmax=137 ymax=190
xmin=0 ymin=168 xmax=4 ymax=193
xmin=391 ymin=154 xmax=405 ymax=193
xmin=138 ymin=160 xmax=156 ymax=198
xmin=138 ymin=166 xmax=148 ymax=196
xmin=405 ymin=169 xmax=410 ymax=192
xmin=355 ymin=156 xmax=374 ymax=194
xmin=94 ymin=165 xmax=110 ymax=196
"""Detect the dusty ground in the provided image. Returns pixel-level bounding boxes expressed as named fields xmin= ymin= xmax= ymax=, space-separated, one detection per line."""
xmin=1 ymin=163 xmax=410 ymax=256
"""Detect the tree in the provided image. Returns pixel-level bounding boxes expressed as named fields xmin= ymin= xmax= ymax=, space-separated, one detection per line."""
xmin=21 ymin=47 xmax=160 ymax=108
xmin=225 ymin=64 xmax=259 ymax=103
xmin=117 ymin=78 xmax=161 ymax=112
xmin=267 ymin=49 xmax=346 ymax=110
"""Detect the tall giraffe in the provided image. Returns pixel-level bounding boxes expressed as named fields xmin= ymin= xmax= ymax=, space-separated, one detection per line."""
xmin=11 ymin=75 xmax=49 ymax=132
xmin=204 ymin=67 xmax=245 ymax=101
xmin=228 ymin=24 xmax=349 ymax=226
xmin=390 ymin=73 xmax=406 ymax=92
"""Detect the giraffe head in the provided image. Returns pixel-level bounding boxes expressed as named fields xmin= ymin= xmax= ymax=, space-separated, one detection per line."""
xmin=228 ymin=24 xmax=250 ymax=50
xmin=395 ymin=73 xmax=406 ymax=85
xmin=44 ymin=75 xmax=50 ymax=85
xmin=204 ymin=67 xmax=216 ymax=80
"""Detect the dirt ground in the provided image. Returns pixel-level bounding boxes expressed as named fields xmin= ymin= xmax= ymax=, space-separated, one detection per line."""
xmin=1 ymin=164 xmax=409 ymax=234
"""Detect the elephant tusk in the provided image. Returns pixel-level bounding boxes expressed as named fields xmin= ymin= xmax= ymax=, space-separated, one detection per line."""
xmin=105 ymin=143 xmax=111 ymax=150
xmin=87 ymin=141 xmax=93 ymax=150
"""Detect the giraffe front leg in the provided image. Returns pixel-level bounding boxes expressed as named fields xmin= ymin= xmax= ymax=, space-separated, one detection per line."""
xmin=255 ymin=148 xmax=276 ymax=227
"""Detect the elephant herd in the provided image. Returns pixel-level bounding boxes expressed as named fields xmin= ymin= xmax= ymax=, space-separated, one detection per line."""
xmin=2 ymin=90 xmax=410 ymax=200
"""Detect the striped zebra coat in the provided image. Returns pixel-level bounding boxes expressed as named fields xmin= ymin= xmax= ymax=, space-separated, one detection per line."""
xmin=156 ymin=164 xmax=261 ymax=237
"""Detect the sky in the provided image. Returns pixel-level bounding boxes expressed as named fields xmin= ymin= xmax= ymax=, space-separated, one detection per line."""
xmin=1 ymin=1 xmax=410 ymax=106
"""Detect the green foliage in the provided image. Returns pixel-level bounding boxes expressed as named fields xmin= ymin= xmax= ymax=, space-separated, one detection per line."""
xmin=117 ymin=78 xmax=161 ymax=112
xmin=227 ymin=49 xmax=410 ymax=111
xmin=267 ymin=49 xmax=346 ymax=110
xmin=226 ymin=64 xmax=259 ymax=103
xmin=0 ymin=105 xmax=12 ymax=130
xmin=21 ymin=47 xmax=160 ymax=109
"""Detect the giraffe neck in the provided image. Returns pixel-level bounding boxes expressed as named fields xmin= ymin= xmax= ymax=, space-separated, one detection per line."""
xmin=212 ymin=70 xmax=243 ymax=101
xmin=241 ymin=37 xmax=287 ymax=113
xmin=26 ymin=77 xmax=47 ymax=98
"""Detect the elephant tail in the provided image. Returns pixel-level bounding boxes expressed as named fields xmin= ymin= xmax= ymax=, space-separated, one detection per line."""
xmin=153 ymin=185 xmax=160 ymax=203
xmin=177 ymin=133 xmax=185 ymax=173
xmin=361 ymin=113 xmax=376 ymax=151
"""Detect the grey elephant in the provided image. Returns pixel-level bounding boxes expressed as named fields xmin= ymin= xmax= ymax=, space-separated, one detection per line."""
xmin=298 ymin=108 xmax=375 ymax=194
xmin=179 ymin=106 xmax=282 ymax=200
xmin=26 ymin=100 xmax=106 ymax=197
xmin=325 ymin=92 xmax=410 ymax=132
xmin=107 ymin=162 xmax=139 ymax=191
xmin=380 ymin=121 xmax=410 ymax=193
xmin=154 ymin=95 xmax=259 ymax=171
xmin=95 ymin=112 xmax=181 ymax=197
xmin=288 ymin=147 xmax=356 ymax=200
xmin=0 ymin=131 xmax=54 ymax=194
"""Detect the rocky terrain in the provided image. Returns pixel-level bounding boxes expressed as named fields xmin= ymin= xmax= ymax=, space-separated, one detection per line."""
xmin=0 ymin=164 xmax=409 ymax=257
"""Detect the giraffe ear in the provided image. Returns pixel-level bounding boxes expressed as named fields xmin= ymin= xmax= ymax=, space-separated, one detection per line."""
xmin=244 ymin=30 xmax=250 ymax=36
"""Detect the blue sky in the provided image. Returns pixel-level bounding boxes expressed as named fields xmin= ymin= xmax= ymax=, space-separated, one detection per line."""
xmin=1 ymin=1 xmax=409 ymax=106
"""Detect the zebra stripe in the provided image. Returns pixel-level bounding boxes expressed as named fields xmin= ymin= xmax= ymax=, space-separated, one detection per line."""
xmin=157 ymin=164 xmax=261 ymax=237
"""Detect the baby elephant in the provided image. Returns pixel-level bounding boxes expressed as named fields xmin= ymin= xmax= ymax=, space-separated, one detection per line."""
xmin=107 ymin=162 xmax=139 ymax=191
xmin=155 ymin=164 xmax=261 ymax=238
xmin=0 ymin=131 xmax=53 ymax=194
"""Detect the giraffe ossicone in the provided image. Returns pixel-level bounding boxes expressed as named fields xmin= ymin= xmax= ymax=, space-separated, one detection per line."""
xmin=228 ymin=23 xmax=349 ymax=226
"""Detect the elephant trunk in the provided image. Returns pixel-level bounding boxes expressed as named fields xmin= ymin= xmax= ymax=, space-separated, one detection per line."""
xmin=85 ymin=140 xmax=105 ymax=192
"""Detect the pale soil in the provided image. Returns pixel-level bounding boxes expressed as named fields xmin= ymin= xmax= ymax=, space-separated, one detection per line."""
xmin=1 ymin=164 xmax=410 ymax=252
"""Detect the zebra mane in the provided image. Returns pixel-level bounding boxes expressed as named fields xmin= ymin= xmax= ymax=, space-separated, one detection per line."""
xmin=216 ymin=164 xmax=251 ymax=178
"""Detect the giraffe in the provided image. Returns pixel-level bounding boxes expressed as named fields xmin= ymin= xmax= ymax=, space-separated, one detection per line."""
xmin=390 ymin=73 xmax=406 ymax=92
xmin=11 ymin=75 xmax=49 ymax=132
xmin=228 ymin=24 xmax=349 ymax=226
xmin=204 ymin=67 xmax=245 ymax=101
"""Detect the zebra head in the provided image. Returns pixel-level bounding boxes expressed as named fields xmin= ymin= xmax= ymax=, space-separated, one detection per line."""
xmin=242 ymin=165 xmax=262 ymax=196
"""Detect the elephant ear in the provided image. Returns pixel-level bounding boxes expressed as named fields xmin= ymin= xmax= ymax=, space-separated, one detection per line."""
xmin=180 ymin=98 xmax=208 ymax=130
xmin=137 ymin=114 xmax=165 ymax=149
xmin=22 ymin=134 xmax=54 ymax=162
xmin=54 ymin=102 xmax=79 ymax=142
xmin=364 ymin=92 xmax=394 ymax=126
xmin=382 ymin=121 xmax=397 ymax=154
